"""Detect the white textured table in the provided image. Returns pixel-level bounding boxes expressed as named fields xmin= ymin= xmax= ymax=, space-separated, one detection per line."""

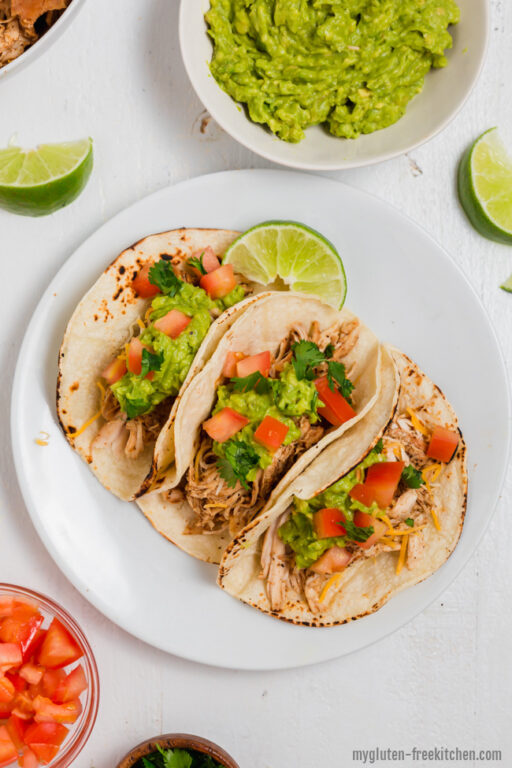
xmin=1 ymin=1 xmax=511 ymax=766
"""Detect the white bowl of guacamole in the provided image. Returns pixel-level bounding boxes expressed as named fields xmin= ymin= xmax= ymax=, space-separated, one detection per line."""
xmin=180 ymin=0 xmax=488 ymax=170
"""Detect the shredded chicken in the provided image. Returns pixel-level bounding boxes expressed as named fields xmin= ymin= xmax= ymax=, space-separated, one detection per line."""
xmin=386 ymin=423 xmax=429 ymax=469
xmin=407 ymin=530 xmax=425 ymax=570
xmin=0 ymin=0 xmax=70 ymax=68
xmin=262 ymin=511 xmax=290 ymax=611
xmin=92 ymin=419 xmax=127 ymax=458
xmin=389 ymin=489 xmax=418 ymax=522
xmin=304 ymin=574 xmax=325 ymax=614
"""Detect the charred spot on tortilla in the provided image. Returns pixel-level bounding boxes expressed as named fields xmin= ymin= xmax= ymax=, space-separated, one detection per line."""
xmin=112 ymin=287 xmax=122 ymax=301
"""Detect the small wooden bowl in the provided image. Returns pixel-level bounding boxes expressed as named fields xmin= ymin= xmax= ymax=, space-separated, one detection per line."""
xmin=116 ymin=733 xmax=240 ymax=768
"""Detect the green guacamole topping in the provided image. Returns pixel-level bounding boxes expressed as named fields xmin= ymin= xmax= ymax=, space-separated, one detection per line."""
xmin=111 ymin=282 xmax=245 ymax=419
xmin=279 ymin=446 xmax=385 ymax=568
xmin=212 ymin=362 xmax=318 ymax=481
xmin=206 ymin=0 xmax=460 ymax=143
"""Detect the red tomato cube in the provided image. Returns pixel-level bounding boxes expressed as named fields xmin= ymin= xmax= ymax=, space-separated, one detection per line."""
xmin=33 ymin=696 xmax=82 ymax=726
xmin=19 ymin=749 xmax=38 ymax=768
xmin=427 ymin=426 xmax=459 ymax=463
xmin=315 ymin=376 xmax=356 ymax=426
xmin=222 ymin=352 xmax=245 ymax=378
xmin=101 ymin=357 xmax=127 ymax=386
xmin=37 ymin=621 xmax=83 ymax=671
xmin=154 ymin=309 xmax=191 ymax=339
xmin=236 ymin=351 xmax=271 ymax=379
xmin=0 ymin=677 xmax=15 ymax=705
xmin=18 ymin=667 xmax=43 ymax=688
xmin=364 ymin=462 xmax=404 ymax=508
xmin=353 ymin=512 xmax=388 ymax=550
xmin=0 ymin=725 xmax=17 ymax=768
xmin=6 ymin=715 xmax=26 ymax=752
xmin=310 ymin=547 xmax=352 ymax=575
xmin=53 ymin=666 xmax=87 ymax=704
xmin=132 ymin=263 xmax=160 ymax=298
xmin=203 ymin=408 xmax=249 ymax=443
xmin=189 ymin=246 xmax=221 ymax=275
xmin=313 ymin=508 xmax=347 ymax=539
xmin=254 ymin=416 xmax=289 ymax=452
xmin=0 ymin=645 xmax=22 ymax=672
xmin=0 ymin=600 xmax=14 ymax=620
xmin=24 ymin=722 xmax=68 ymax=765
xmin=349 ymin=483 xmax=376 ymax=508
xmin=200 ymin=264 xmax=236 ymax=299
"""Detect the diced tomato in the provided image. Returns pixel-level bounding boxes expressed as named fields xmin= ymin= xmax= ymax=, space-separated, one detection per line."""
xmin=4 ymin=676 xmax=25 ymax=695
xmin=222 ymin=352 xmax=245 ymax=378
xmin=311 ymin=546 xmax=352 ymax=575
xmin=313 ymin=508 xmax=347 ymax=539
xmin=236 ymin=351 xmax=271 ymax=379
xmin=365 ymin=462 xmax=404 ymax=508
xmin=22 ymin=633 xmax=45 ymax=668
xmin=154 ymin=309 xmax=191 ymax=339
xmin=0 ymin=646 xmax=22 ymax=673
xmin=315 ymin=377 xmax=357 ymax=426
xmin=0 ymin=678 xmax=15 ymax=705
xmin=126 ymin=338 xmax=144 ymax=375
xmin=0 ymin=709 xmax=13 ymax=721
xmin=132 ymin=263 xmax=160 ymax=298
xmin=189 ymin=246 xmax=221 ymax=275
xmin=0 ymin=615 xmax=43 ymax=663
xmin=427 ymin=426 xmax=459 ymax=463
xmin=32 ymin=697 xmax=81 ymax=726
xmin=52 ymin=666 xmax=87 ymax=705
xmin=349 ymin=483 xmax=375 ymax=508
xmin=0 ymin=725 xmax=17 ymax=768
xmin=0 ymin=600 xmax=14 ymax=620
xmin=19 ymin=749 xmax=38 ymax=768
xmin=37 ymin=621 xmax=82 ymax=672
xmin=18 ymin=668 xmax=43 ymax=689
xmin=101 ymin=357 xmax=127 ymax=386
xmin=6 ymin=715 xmax=26 ymax=752
xmin=254 ymin=416 xmax=289 ymax=452
xmin=203 ymin=408 xmax=249 ymax=443
xmin=352 ymin=511 xmax=388 ymax=550
xmin=24 ymin=722 xmax=68 ymax=765
xmin=39 ymin=672 xmax=65 ymax=703
xmin=11 ymin=694 xmax=33 ymax=722
xmin=200 ymin=264 xmax=237 ymax=299
xmin=6 ymin=605 xmax=38 ymax=624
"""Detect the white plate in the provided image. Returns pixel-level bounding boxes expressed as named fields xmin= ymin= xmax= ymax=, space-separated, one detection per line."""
xmin=12 ymin=170 xmax=510 ymax=670
xmin=180 ymin=0 xmax=488 ymax=170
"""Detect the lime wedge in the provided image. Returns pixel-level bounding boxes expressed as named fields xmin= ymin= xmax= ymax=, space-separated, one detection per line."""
xmin=223 ymin=221 xmax=347 ymax=308
xmin=500 ymin=273 xmax=512 ymax=293
xmin=0 ymin=138 xmax=93 ymax=217
xmin=458 ymin=128 xmax=512 ymax=244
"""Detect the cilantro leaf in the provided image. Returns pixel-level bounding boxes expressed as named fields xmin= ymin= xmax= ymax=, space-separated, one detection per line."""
xmin=291 ymin=340 xmax=326 ymax=380
xmin=230 ymin=371 xmax=270 ymax=394
xmin=140 ymin=348 xmax=164 ymax=378
xmin=405 ymin=518 xmax=414 ymax=527
xmin=326 ymin=361 xmax=355 ymax=403
xmin=401 ymin=464 xmax=425 ymax=488
xmin=374 ymin=438 xmax=384 ymax=454
xmin=148 ymin=260 xmax=182 ymax=296
xmin=156 ymin=746 xmax=193 ymax=768
xmin=141 ymin=758 xmax=158 ymax=768
xmin=188 ymin=252 xmax=206 ymax=275
xmin=217 ymin=440 xmax=260 ymax=490
xmin=342 ymin=519 xmax=374 ymax=542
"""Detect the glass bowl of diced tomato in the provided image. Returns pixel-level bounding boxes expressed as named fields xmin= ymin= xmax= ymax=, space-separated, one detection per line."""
xmin=0 ymin=585 xmax=99 ymax=768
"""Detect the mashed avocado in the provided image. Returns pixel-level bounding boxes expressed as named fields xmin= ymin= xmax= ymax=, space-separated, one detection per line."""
xmin=212 ymin=361 xmax=318 ymax=479
xmin=206 ymin=0 xmax=460 ymax=142
xmin=112 ymin=283 xmax=245 ymax=419
xmin=279 ymin=446 xmax=385 ymax=568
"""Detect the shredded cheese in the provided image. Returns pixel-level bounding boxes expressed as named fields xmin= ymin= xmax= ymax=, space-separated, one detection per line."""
xmin=96 ymin=380 xmax=106 ymax=399
xmin=71 ymin=410 xmax=101 ymax=438
xmin=431 ymin=509 xmax=441 ymax=531
xmin=396 ymin=534 xmax=409 ymax=574
xmin=422 ymin=463 xmax=442 ymax=490
xmin=386 ymin=524 xmax=426 ymax=537
xmin=355 ymin=467 xmax=363 ymax=483
xmin=136 ymin=317 xmax=145 ymax=331
xmin=145 ymin=307 xmax=153 ymax=323
xmin=319 ymin=573 xmax=343 ymax=604
xmin=406 ymin=408 xmax=429 ymax=437
xmin=35 ymin=430 xmax=50 ymax=446
xmin=381 ymin=513 xmax=394 ymax=530
xmin=124 ymin=343 xmax=130 ymax=360
xmin=380 ymin=537 xmax=400 ymax=549
xmin=194 ymin=442 xmax=207 ymax=481
xmin=204 ymin=503 xmax=228 ymax=509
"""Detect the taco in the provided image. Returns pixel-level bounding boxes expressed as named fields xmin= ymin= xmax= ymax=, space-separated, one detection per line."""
xmin=137 ymin=292 xmax=385 ymax=563
xmin=217 ymin=348 xmax=467 ymax=626
xmin=57 ymin=228 xmax=261 ymax=501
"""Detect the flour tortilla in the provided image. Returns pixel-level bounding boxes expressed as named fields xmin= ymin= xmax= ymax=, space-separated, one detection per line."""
xmin=57 ymin=228 xmax=262 ymax=501
xmin=137 ymin=292 xmax=384 ymax=563
xmin=217 ymin=348 xmax=467 ymax=626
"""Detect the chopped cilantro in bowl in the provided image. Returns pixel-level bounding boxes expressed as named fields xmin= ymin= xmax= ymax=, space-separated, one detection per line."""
xmin=134 ymin=744 xmax=225 ymax=768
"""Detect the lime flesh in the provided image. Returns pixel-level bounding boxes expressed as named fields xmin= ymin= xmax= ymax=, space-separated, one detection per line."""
xmin=458 ymin=128 xmax=512 ymax=244
xmin=223 ymin=221 xmax=347 ymax=309
xmin=0 ymin=138 xmax=93 ymax=217
xmin=500 ymin=273 xmax=512 ymax=293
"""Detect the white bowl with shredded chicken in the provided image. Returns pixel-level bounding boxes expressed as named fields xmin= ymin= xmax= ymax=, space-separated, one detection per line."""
xmin=0 ymin=0 xmax=87 ymax=82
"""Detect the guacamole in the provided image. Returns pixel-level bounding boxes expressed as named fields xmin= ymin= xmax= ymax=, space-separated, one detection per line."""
xmin=112 ymin=283 xmax=245 ymax=419
xmin=279 ymin=446 xmax=385 ymax=568
xmin=206 ymin=0 xmax=460 ymax=142
xmin=212 ymin=362 xmax=319 ymax=481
